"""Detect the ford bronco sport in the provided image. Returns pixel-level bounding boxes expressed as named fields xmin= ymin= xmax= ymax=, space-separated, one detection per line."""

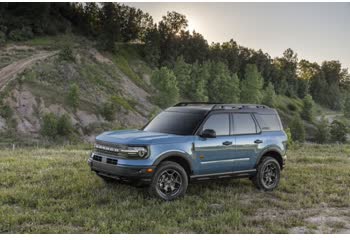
xmin=88 ymin=102 xmax=287 ymax=200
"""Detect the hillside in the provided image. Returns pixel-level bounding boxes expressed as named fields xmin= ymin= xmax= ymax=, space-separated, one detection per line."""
xmin=0 ymin=35 xmax=158 ymax=144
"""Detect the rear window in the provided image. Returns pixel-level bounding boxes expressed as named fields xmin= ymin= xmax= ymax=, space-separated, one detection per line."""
xmin=254 ymin=114 xmax=282 ymax=131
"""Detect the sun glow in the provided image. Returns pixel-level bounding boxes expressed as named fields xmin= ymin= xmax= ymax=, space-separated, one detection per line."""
xmin=187 ymin=17 xmax=199 ymax=33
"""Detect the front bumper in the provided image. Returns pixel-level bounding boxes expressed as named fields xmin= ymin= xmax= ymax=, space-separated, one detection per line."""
xmin=88 ymin=153 xmax=155 ymax=182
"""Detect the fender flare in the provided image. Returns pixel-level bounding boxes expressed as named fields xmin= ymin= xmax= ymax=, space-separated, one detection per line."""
xmin=255 ymin=147 xmax=283 ymax=168
xmin=153 ymin=150 xmax=194 ymax=171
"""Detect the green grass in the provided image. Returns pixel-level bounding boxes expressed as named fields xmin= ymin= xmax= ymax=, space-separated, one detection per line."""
xmin=0 ymin=144 xmax=349 ymax=233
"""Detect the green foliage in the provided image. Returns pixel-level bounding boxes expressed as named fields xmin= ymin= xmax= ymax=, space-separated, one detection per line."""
xmin=151 ymin=67 xmax=179 ymax=108
xmin=8 ymin=27 xmax=34 ymax=41
xmin=262 ymin=82 xmax=276 ymax=107
xmin=289 ymin=115 xmax=305 ymax=143
xmin=173 ymin=56 xmax=192 ymax=99
xmin=41 ymin=113 xmax=58 ymax=138
xmin=343 ymin=95 xmax=350 ymax=118
xmin=59 ymin=45 xmax=75 ymax=62
xmin=285 ymin=127 xmax=294 ymax=148
xmin=0 ymin=104 xmax=13 ymax=119
xmin=100 ymin=96 xmax=134 ymax=121
xmin=66 ymin=84 xmax=79 ymax=109
xmin=240 ymin=64 xmax=263 ymax=103
xmin=330 ymin=120 xmax=347 ymax=143
xmin=41 ymin=113 xmax=74 ymax=138
xmin=301 ymin=94 xmax=315 ymax=122
xmin=0 ymin=31 xmax=6 ymax=46
xmin=57 ymin=114 xmax=73 ymax=136
xmin=208 ymin=61 xmax=240 ymax=103
xmin=101 ymin=102 xmax=115 ymax=121
xmin=315 ymin=116 xmax=330 ymax=144
xmin=189 ymin=62 xmax=209 ymax=102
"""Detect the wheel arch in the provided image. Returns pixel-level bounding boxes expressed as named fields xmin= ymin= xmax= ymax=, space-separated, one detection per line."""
xmin=153 ymin=151 xmax=193 ymax=177
xmin=256 ymin=148 xmax=284 ymax=169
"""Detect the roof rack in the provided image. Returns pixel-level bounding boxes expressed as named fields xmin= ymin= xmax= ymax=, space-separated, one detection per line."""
xmin=212 ymin=104 xmax=268 ymax=110
xmin=174 ymin=102 xmax=222 ymax=107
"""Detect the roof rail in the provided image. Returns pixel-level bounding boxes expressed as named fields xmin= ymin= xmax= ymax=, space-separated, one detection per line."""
xmin=212 ymin=104 xmax=269 ymax=110
xmin=174 ymin=102 xmax=222 ymax=107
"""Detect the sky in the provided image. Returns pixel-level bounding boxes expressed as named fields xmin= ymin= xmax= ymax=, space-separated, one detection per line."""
xmin=125 ymin=2 xmax=350 ymax=70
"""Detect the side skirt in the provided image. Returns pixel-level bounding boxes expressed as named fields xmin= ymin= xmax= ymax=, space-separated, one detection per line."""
xmin=190 ymin=169 xmax=256 ymax=182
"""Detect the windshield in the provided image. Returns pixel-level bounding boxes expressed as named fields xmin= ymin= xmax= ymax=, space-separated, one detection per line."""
xmin=143 ymin=111 xmax=205 ymax=135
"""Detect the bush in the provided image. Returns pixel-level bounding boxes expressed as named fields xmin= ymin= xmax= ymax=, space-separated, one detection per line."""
xmin=0 ymin=105 xmax=13 ymax=119
xmin=287 ymin=103 xmax=297 ymax=112
xmin=289 ymin=115 xmax=305 ymax=143
xmin=41 ymin=113 xmax=74 ymax=138
xmin=8 ymin=27 xmax=34 ymax=41
xmin=301 ymin=94 xmax=315 ymax=122
xmin=285 ymin=127 xmax=294 ymax=147
xmin=330 ymin=120 xmax=347 ymax=143
xmin=0 ymin=31 xmax=6 ymax=46
xmin=66 ymin=84 xmax=79 ymax=109
xmin=101 ymin=102 xmax=116 ymax=121
xmin=57 ymin=114 xmax=73 ymax=136
xmin=59 ymin=44 xmax=75 ymax=62
xmin=41 ymin=113 xmax=58 ymax=138
xmin=315 ymin=116 xmax=330 ymax=144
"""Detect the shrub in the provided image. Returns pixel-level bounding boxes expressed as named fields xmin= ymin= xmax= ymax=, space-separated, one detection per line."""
xmin=301 ymin=94 xmax=315 ymax=122
xmin=66 ymin=84 xmax=79 ymax=109
xmin=59 ymin=44 xmax=75 ymax=62
xmin=57 ymin=114 xmax=73 ymax=136
xmin=285 ymin=127 xmax=294 ymax=147
xmin=330 ymin=120 xmax=347 ymax=143
xmin=315 ymin=116 xmax=330 ymax=144
xmin=41 ymin=113 xmax=58 ymax=138
xmin=287 ymin=103 xmax=297 ymax=112
xmin=289 ymin=115 xmax=305 ymax=143
xmin=101 ymin=102 xmax=116 ymax=121
xmin=8 ymin=27 xmax=34 ymax=41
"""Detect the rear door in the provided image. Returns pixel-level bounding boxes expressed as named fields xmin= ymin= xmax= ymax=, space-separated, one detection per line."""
xmin=231 ymin=113 xmax=262 ymax=171
xmin=194 ymin=113 xmax=236 ymax=174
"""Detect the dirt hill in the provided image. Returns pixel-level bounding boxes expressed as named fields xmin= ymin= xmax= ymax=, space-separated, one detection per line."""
xmin=0 ymin=35 xmax=157 ymax=143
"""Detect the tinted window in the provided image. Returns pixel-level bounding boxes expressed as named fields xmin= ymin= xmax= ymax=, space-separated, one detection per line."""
xmin=254 ymin=114 xmax=281 ymax=131
xmin=233 ymin=114 xmax=257 ymax=134
xmin=202 ymin=114 xmax=230 ymax=136
xmin=144 ymin=111 xmax=204 ymax=135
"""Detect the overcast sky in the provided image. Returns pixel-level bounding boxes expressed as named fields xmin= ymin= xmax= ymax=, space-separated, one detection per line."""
xmin=126 ymin=2 xmax=350 ymax=70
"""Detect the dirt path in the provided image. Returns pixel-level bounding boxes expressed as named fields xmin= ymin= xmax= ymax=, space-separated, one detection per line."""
xmin=0 ymin=51 xmax=57 ymax=91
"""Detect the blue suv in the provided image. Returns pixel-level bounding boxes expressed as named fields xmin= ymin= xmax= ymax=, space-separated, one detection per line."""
xmin=88 ymin=103 xmax=287 ymax=200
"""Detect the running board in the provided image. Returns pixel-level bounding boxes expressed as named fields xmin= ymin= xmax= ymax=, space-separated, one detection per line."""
xmin=190 ymin=169 xmax=256 ymax=181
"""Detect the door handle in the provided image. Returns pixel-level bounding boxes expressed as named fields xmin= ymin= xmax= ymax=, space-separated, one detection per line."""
xmin=222 ymin=141 xmax=232 ymax=146
xmin=254 ymin=139 xmax=263 ymax=144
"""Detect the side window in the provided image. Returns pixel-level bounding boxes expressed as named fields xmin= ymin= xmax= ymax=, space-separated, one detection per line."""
xmin=202 ymin=114 xmax=230 ymax=136
xmin=254 ymin=114 xmax=282 ymax=131
xmin=232 ymin=114 xmax=257 ymax=135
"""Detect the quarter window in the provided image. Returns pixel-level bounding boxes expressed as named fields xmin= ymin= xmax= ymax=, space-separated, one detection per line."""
xmin=202 ymin=114 xmax=230 ymax=136
xmin=254 ymin=114 xmax=281 ymax=131
xmin=232 ymin=114 xmax=257 ymax=135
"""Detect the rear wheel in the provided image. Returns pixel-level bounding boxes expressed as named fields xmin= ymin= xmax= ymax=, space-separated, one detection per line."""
xmin=252 ymin=156 xmax=280 ymax=191
xmin=148 ymin=161 xmax=188 ymax=201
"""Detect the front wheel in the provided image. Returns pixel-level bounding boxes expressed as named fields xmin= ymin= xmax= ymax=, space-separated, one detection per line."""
xmin=148 ymin=161 xmax=188 ymax=201
xmin=252 ymin=157 xmax=281 ymax=191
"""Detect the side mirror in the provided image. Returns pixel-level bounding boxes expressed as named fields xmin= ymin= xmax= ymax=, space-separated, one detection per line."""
xmin=200 ymin=129 xmax=216 ymax=138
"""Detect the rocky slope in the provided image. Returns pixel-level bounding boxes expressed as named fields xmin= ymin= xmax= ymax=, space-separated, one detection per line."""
xmin=0 ymin=35 xmax=157 ymax=143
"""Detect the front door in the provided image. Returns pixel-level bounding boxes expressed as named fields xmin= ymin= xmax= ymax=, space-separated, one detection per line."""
xmin=194 ymin=113 xmax=236 ymax=174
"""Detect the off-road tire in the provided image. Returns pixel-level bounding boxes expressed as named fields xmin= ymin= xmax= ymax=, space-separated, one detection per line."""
xmin=252 ymin=156 xmax=281 ymax=191
xmin=148 ymin=161 xmax=188 ymax=201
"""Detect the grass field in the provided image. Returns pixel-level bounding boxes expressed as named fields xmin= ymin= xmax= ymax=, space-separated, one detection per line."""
xmin=0 ymin=144 xmax=349 ymax=233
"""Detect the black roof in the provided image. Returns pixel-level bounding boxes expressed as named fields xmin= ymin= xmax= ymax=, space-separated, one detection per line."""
xmin=166 ymin=102 xmax=278 ymax=114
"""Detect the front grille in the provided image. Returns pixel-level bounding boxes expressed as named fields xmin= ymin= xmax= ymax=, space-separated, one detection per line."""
xmin=93 ymin=155 xmax=102 ymax=162
xmin=106 ymin=158 xmax=118 ymax=165
xmin=95 ymin=148 xmax=128 ymax=158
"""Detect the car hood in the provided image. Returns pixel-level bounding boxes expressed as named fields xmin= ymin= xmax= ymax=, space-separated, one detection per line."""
xmin=95 ymin=129 xmax=193 ymax=145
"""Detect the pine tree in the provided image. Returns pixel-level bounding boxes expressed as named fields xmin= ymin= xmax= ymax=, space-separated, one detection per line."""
xmin=301 ymin=94 xmax=315 ymax=122
xmin=289 ymin=115 xmax=305 ymax=142
xmin=151 ymin=67 xmax=179 ymax=108
xmin=262 ymin=82 xmax=276 ymax=107
xmin=190 ymin=62 xmax=209 ymax=101
xmin=173 ymin=56 xmax=192 ymax=99
xmin=207 ymin=61 xmax=240 ymax=103
xmin=240 ymin=64 xmax=264 ymax=103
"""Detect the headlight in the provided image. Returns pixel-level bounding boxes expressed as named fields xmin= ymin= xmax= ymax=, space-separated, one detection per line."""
xmin=121 ymin=146 xmax=148 ymax=158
